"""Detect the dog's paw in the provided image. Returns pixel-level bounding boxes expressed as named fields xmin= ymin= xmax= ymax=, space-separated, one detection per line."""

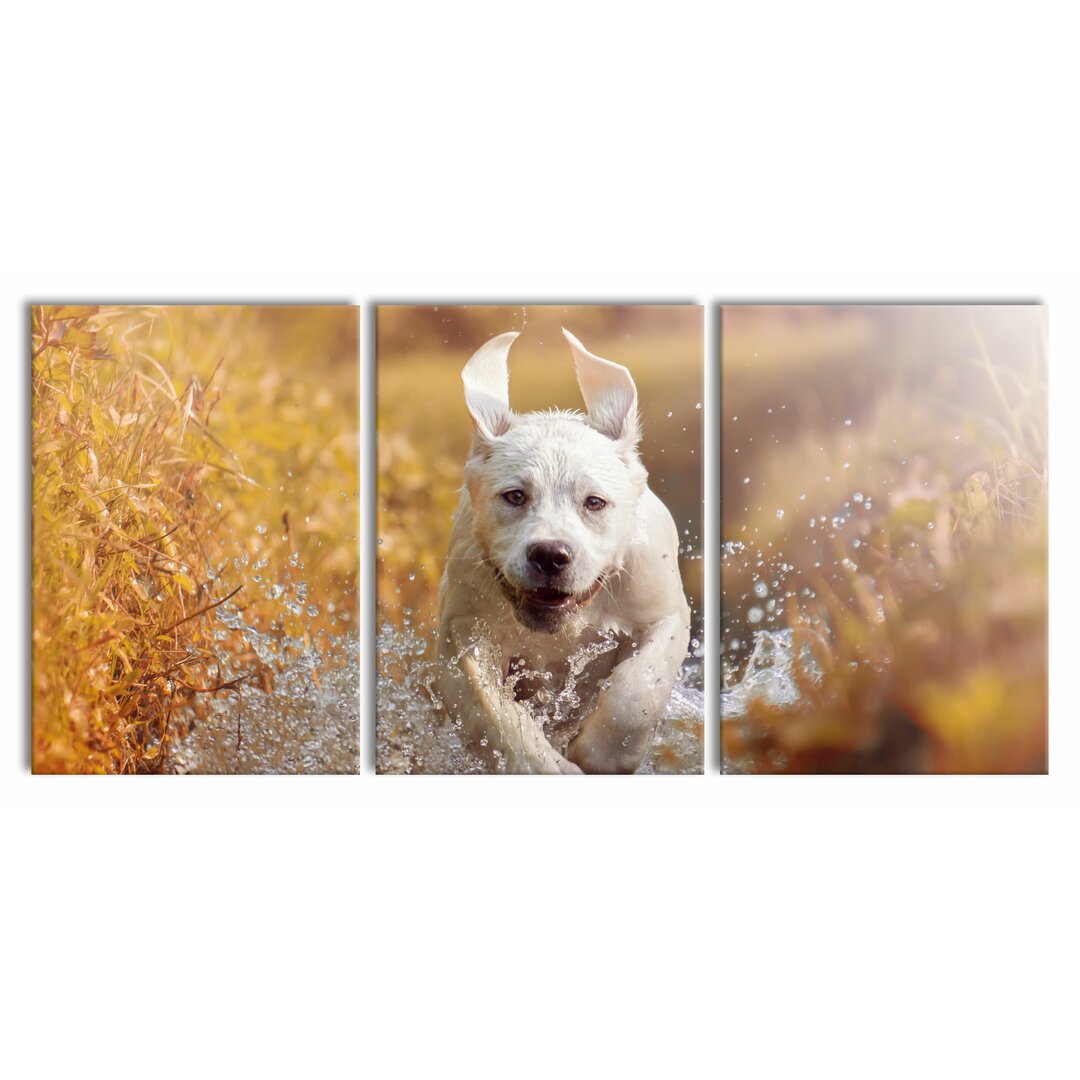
xmin=514 ymin=748 xmax=582 ymax=775
xmin=552 ymin=754 xmax=584 ymax=776
xmin=567 ymin=699 xmax=651 ymax=774
xmin=566 ymin=733 xmax=639 ymax=775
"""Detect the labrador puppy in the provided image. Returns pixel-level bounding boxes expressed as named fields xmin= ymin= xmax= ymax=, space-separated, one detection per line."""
xmin=436 ymin=329 xmax=691 ymax=773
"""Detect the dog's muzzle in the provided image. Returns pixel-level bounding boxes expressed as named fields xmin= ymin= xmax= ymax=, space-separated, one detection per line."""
xmin=486 ymin=561 xmax=606 ymax=633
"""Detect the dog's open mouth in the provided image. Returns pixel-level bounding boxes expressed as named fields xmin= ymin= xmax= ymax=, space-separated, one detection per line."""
xmin=522 ymin=578 xmax=604 ymax=612
xmin=523 ymin=586 xmax=576 ymax=610
xmin=487 ymin=561 xmax=606 ymax=630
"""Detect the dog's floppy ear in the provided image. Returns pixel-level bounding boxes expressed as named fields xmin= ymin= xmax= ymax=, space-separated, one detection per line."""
xmin=462 ymin=331 xmax=518 ymax=441
xmin=563 ymin=328 xmax=641 ymax=446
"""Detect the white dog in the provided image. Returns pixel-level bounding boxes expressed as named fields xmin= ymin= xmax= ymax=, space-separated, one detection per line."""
xmin=436 ymin=329 xmax=691 ymax=773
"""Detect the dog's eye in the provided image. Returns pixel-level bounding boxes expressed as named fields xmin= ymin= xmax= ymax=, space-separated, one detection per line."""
xmin=584 ymin=495 xmax=607 ymax=511
xmin=501 ymin=489 xmax=527 ymax=507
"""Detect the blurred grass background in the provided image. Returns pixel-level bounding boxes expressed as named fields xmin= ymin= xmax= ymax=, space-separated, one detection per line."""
xmin=32 ymin=305 xmax=358 ymax=773
xmin=722 ymin=305 xmax=1047 ymax=773
xmin=377 ymin=305 xmax=704 ymax=641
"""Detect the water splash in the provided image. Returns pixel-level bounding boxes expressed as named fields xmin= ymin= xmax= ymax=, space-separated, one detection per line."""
xmin=376 ymin=622 xmax=703 ymax=774
xmin=168 ymin=556 xmax=358 ymax=772
xmin=170 ymin=631 xmax=359 ymax=773
xmin=721 ymin=628 xmax=820 ymax=719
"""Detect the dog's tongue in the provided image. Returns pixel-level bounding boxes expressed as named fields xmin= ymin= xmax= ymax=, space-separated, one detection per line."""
xmin=528 ymin=586 xmax=573 ymax=607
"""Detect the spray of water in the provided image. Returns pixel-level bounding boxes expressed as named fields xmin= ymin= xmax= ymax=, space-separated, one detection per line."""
xmin=376 ymin=621 xmax=703 ymax=774
xmin=168 ymin=550 xmax=359 ymax=774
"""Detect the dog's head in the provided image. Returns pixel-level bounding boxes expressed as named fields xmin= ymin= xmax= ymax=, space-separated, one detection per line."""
xmin=460 ymin=328 xmax=648 ymax=634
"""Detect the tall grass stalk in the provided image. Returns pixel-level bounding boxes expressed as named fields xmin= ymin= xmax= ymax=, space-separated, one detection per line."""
xmin=32 ymin=306 xmax=245 ymax=772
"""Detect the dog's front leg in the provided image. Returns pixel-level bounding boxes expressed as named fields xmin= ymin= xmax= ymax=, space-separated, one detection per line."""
xmin=439 ymin=621 xmax=581 ymax=774
xmin=567 ymin=609 xmax=690 ymax=773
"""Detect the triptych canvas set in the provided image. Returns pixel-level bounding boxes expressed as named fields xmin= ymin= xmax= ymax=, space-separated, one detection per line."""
xmin=30 ymin=303 xmax=1047 ymax=774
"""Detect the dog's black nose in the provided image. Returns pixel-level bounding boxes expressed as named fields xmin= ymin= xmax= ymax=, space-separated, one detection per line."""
xmin=527 ymin=541 xmax=573 ymax=576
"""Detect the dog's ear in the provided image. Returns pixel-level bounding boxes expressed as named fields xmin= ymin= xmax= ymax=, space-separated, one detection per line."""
xmin=563 ymin=328 xmax=641 ymax=446
xmin=462 ymin=331 xmax=518 ymax=441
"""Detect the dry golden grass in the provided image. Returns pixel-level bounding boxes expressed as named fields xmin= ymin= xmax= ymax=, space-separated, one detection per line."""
xmin=32 ymin=305 xmax=358 ymax=773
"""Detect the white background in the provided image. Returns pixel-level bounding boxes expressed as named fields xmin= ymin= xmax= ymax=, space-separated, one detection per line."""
xmin=2 ymin=2 xmax=1077 ymax=1077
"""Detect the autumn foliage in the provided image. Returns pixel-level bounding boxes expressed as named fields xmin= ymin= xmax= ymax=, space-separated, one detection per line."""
xmin=31 ymin=305 xmax=358 ymax=773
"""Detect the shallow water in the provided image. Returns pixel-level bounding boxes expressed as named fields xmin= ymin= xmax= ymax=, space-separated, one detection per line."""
xmin=720 ymin=628 xmax=822 ymax=772
xmin=376 ymin=621 xmax=704 ymax=774
xmin=168 ymin=607 xmax=359 ymax=774
xmin=720 ymin=628 xmax=809 ymax=717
